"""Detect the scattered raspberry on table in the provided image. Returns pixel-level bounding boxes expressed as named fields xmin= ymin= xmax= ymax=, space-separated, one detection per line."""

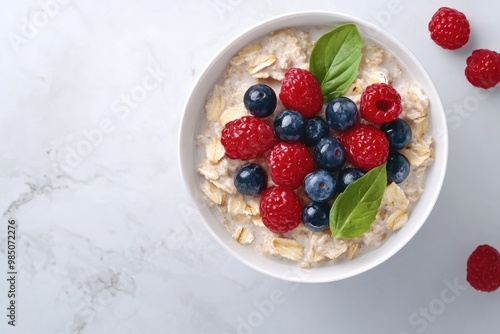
xmin=428 ymin=7 xmax=470 ymax=50
xmin=466 ymin=244 xmax=500 ymax=292
xmin=465 ymin=49 xmax=500 ymax=89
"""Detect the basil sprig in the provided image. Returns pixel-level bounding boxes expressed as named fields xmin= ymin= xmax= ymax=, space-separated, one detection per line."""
xmin=310 ymin=24 xmax=363 ymax=102
xmin=330 ymin=163 xmax=387 ymax=239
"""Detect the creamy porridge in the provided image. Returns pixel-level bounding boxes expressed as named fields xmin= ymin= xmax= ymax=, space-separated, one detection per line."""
xmin=196 ymin=27 xmax=433 ymax=268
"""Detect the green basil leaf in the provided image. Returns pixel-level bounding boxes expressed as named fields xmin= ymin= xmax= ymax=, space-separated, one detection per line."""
xmin=330 ymin=163 xmax=387 ymax=239
xmin=309 ymin=24 xmax=363 ymax=102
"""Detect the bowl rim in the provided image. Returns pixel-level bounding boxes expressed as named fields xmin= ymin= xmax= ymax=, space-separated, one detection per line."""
xmin=178 ymin=10 xmax=448 ymax=283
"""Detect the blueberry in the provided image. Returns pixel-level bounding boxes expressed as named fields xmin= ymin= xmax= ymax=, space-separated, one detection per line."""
xmin=381 ymin=118 xmax=412 ymax=150
xmin=386 ymin=151 xmax=410 ymax=184
xmin=337 ymin=168 xmax=365 ymax=193
xmin=325 ymin=97 xmax=358 ymax=131
xmin=273 ymin=110 xmax=305 ymax=142
xmin=314 ymin=137 xmax=346 ymax=172
xmin=243 ymin=84 xmax=277 ymax=118
xmin=234 ymin=164 xmax=267 ymax=195
xmin=304 ymin=170 xmax=337 ymax=203
xmin=303 ymin=117 xmax=329 ymax=146
xmin=302 ymin=202 xmax=331 ymax=232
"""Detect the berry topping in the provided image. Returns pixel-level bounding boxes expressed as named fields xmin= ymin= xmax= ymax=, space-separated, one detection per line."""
xmin=244 ymin=84 xmax=277 ymax=118
xmin=221 ymin=116 xmax=275 ymax=160
xmin=314 ymin=137 xmax=346 ymax=172
xmin=267 ymin=142 xmax=315 ymax=189
xmin=336 ymin=168 xmax=365 ymax=193
xmin=428 ymin=7 xmax=470 ymax=50
xmin=279 ymin=68 xmax=323 ymax=118
xmin=260 ymin=186 xmax=302 ymax=234
xmin=303 ymin=117 xmax=329 ymax=147
xmin=338 ymin=124 xmax=389 ymax=171
xmin=386 ymin=151 xmax=410 ymax=184
xmin=273 ymin=110 xmax=305 ymax=142
xmin=302 ymin=202 xmax=330 ymax=233
xmin=325 ymin=96 xmax=358 ymax=131
xmin=360 ymin=83 xmax=402 ymax=124
xmin=466 ymin=245 xmax=500 ymax=292
xmin=465 ymin=49 xmax=500 ymax=89
xmin=234 ymin=163 xmax=268 ymax=196
xmin=303 ymin=170 xmax=337 ymax=203
xmin=381 ymin=118 xmax=412 ymax=150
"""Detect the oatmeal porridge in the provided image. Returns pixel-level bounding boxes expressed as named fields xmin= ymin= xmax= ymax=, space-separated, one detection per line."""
xmin=196 ymin=26 xmax=433 ymax=268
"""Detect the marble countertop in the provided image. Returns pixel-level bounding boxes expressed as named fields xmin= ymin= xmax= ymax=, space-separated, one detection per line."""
xmin=1 ymin=0 xmax=499 ymax=333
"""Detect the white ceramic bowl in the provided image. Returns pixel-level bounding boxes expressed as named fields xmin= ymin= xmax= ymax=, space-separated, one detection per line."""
xmin=179 ymin=11 xmax=448 ymax=283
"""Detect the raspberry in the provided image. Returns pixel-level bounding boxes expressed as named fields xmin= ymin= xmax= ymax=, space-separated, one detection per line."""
xmin=428 ymin=7 xmax=470 ymax=50
xmin=465 ymin=49 xmax=500 ymax=89
xmin=279 ymin=68 xmax=323 ymax=118
xmin=260 ymin=186 xmax=302 ymax=234
xmin=221 ymin=116 xmax=275 ymax=160
xmin=466 ymin=244 xmax=500 ymax=292
xmin=338 ymin=124 xmax=389 ymax=171
xmin=360 ymin=83 xmax=402 ymax=124
xmin=267 ymin=142 xmax=315 ymax=189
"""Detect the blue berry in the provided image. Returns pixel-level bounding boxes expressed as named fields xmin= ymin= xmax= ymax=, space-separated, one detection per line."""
xmin=314 ymin=137 xmax=346 ymax=172
xmin=381 ymin=119 xmax=412 ymax=150
xmin=303 ymin=117 xmax=329 ymax=146
xmin=304 ymin=170 xmax=337 ymax=203
xmin=337 ymin=168 xmax=365 ymax=193
xmin=243 ymin=84 xmax=277 ymax=118
xmin=386 ymin=151 xmax=410 ymax=184
xmin=302 ymin=202 xmax=330 ymax=232
xmin=234 ymin=164 xmax=267 ymax=195
xmin=273 ymin=110 xmax=305 ymax=142
xmin=325 ymin=97 xmax=358 ymax=131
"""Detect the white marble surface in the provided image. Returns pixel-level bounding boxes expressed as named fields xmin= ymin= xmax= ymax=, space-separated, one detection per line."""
xmin=1 ymin=0 xmax=499 ymax=333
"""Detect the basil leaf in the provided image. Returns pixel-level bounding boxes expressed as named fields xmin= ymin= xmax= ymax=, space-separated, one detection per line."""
xmin=330 ymin=163 xmax=387 ymax=239
xmin=310 ymin=24 xmax=363 ymax=102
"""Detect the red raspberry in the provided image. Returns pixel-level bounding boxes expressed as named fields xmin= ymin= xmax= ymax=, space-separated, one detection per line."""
xmin=338 ymin=124 xmax=389 ymax=171
xmin=279 ymin=68 xmax=323 ymax=118
xmin=428 ymin=7 xmax=470 ymax=50
xmin=260 ymin=186 xmax=302 ymax=234
xmin=466 ymin=244 xmax=500 ymax=292
xmin=267 ymin=142 xmax=315 ymax=189
xmin=360 ymin=83 xmax=402 ymax=124
xmin=465 ymin=49 xmax=500 ymax=89
xmin=221 ymin=116 xmax=275 ymax=160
